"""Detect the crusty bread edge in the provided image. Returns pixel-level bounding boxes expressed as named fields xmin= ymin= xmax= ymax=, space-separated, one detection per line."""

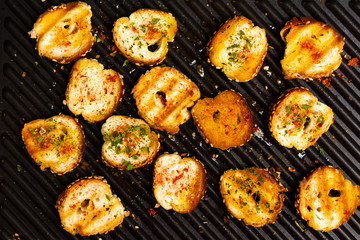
xmin=22 ymin=114 xmax=85 ymax=175
xmin=56 ymin=176 xmax=125 ymax=235
xmin=112 ymin=9 xmax=177 ymax=66
xmin=132 ymin=66 xmax=200 ymax=134
xmin=280 ymin=17 xmax=344 ymax=80
xmin=220 ymin=167 xmax=287 ymax=226
xmin=153 ymin=153 xmax=207 ymax=214
xmin=30 ymin=2 xmax=95 ymax=64
xmin=294 ymin=165 xmax=360 ymax=231
xmin=268 ymin=87 xmax=325 ymax=150
xmin=65 ymin=59 xmax=125 ymax=123
xmin=191 ymin=89 xmax=253 ymax=150
xmin=207 ymin=16 xmax=267 ymax=82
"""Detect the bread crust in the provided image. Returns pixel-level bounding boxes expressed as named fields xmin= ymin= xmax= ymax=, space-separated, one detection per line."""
xmin=268 ymin=87 xmax=333 ymax=150
xmin=132 ymin=66 xmax=200 ymax=134
xmin=29 ymin=2 xmax=95 ymax=64
xmin=153 ymin=153 xmax=206 ymax=214
xmin=101 ymin=115 xmax=160 ymax=170
xmin=220 ymin=168 xmax=287 ymax=227
xmin=113 ymin=9 xmax=177 ymax=66
xmin=65 ymin=58 xmax=124 ymax=122
xmin=295 ymin=166 xmax=360 ymax=231
xmin=207 ymin=16 xmax=267 ymax=82
xmin=280 ymin=17 xmax=344 ymax=79
xmin=56 ymin=176 xmax=125 ymax=235
xmin=22 ymin=114 xmax=85 ymax=175
xmin=191 ymin=90 xmax=253 ymax=150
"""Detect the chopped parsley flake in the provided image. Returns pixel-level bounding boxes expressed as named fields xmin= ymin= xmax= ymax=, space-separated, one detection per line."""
xmin=227 ymin=44 xmax=240 ymax=50
xmin=301 ymin=104 xmax=312 ymax=110
xmin=152 ymin=18 xmax=160 ymax=25
xmin=122 ymin=59 xmax=129 ymax=67
xmin=286 ymin=105 xmax=291 ymax=114
xmin=123 ymin=160 xmax=133 ymax=170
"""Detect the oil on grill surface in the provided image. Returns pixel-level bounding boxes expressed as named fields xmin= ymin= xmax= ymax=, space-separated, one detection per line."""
xmin=0 ymin=0 xmax=360 ymax=239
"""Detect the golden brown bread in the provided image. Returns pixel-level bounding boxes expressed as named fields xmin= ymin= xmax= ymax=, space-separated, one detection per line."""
xmin=280 ymin=17 xmax=344 ymax=79
xmin=191 ymin=90 xmax=253 ymax=150
xmin=207 ymin=16 xmax=267 ymax=82
xmin=29 ymin=2 xmax=95 ymax=64
xmin=132 ymin=66 xmax=200 ymax=134
xmin=295 ymin=166 xmax=360 ymax=231
xmin=101 ymin=115 xmax=160 ymax=170
xmin=65 ymin=58 xmax=124 ymax=122
xmin=22 ymin=114 xmax=85 ymax=175
xmin=56 ymin=176 xmax=125 ymax=235
xmin=113 ymin=9 xmax=177 ymax=66
xmin=268 ymin=87 xmax=333 ymax=150
xmin=153 ymin=153 xmax=206 ymax=214
xmin=220 ymin=167 xmax=287 ymax=227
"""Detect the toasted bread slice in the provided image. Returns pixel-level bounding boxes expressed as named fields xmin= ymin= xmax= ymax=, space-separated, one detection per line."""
xmin=132 ymin=66 xmax=200 ymax=134
xmin=113 ymin=9 xmax=177 ymax=66
xmin=207 ymin=16 xmax=267 ymax=82
xmin=56 ymin=176 xmax=125 ymax=235
xmin=101 ymin=115 xmax=160 ymax=170
xmin=220 ymin=168 xmax=287 ymax=227
xmin=29 ymin=2 xmax=95 ymax=64
xmin=65 ymin=58 xmax=124 ymax=122
xmin=22 ymin=115 xmax=85 ymax=175
xmin=153 ymin=153 xmax=206 ymax=214
xmin=191 ymin=90 xmax=253 ymax=150
xmin=280 ymin=17 xmax=344 ymax=79
xmin=295 ymin=166 xmax=360 ymax=231
xmin=269 ymin=87 xmax=333 ymax=150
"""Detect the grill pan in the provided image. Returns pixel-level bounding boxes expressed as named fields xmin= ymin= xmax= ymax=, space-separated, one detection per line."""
xmin=1 ymin=0 xmax=360 ymax=239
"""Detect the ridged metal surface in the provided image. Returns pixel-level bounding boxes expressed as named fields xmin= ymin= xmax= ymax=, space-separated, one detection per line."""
xmin=1 ymin=0 xmax=360 ymax=239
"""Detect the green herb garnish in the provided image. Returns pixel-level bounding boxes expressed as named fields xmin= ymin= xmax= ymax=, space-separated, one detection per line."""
xmin=301 ymin=104 xmax=312 ymax=110
xmin=286 ymin=105 xmax=291 ymax=114
xmin=152 ymin=18 xmax=160 ymax=25
xmin=227 ymin=44 xmax=240 ymax=50
xmin=122 ymin=59 xmax=129 ymax=67
xmin=126 ymin=163 xmax=133 ymax=170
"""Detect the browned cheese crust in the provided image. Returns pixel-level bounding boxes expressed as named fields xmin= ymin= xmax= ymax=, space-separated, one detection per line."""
xmin=113 ymin=9 xmax=177 ymax=66
xmin=207 ymin=16 xmax=267 ymax=82
xmin=295 ymin=166 xmax=360 ymax=231
xmin=191 ymin=90 xmax=253 ymax=150
xmin=56 ymin=176 xmax=125 ymax=236
xmin=220 ymin=168 xmax=287 ymax=227
xmin=280 ymin=17 xmax=344 ymax=79
xmin=153 ymin=153 xmax=206 ymax=214
xmin=29 ymin=2 xmax=95 ymax=64
xmin=268 ymin=87 xmax=333 ymax=150
xmin=22 ymin=114 xmax=85 ymax=175
xmin=101 ymin=115 xmax=160 ymax=170
xmin=132 ymin=66 xmax=200 ymax=134
xmin=65 ymin=58 xmax=124 ymax=122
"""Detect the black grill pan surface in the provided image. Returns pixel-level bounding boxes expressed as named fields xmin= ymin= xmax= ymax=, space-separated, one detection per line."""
xmin=1 ymin=0 xmax=360 ymax=239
